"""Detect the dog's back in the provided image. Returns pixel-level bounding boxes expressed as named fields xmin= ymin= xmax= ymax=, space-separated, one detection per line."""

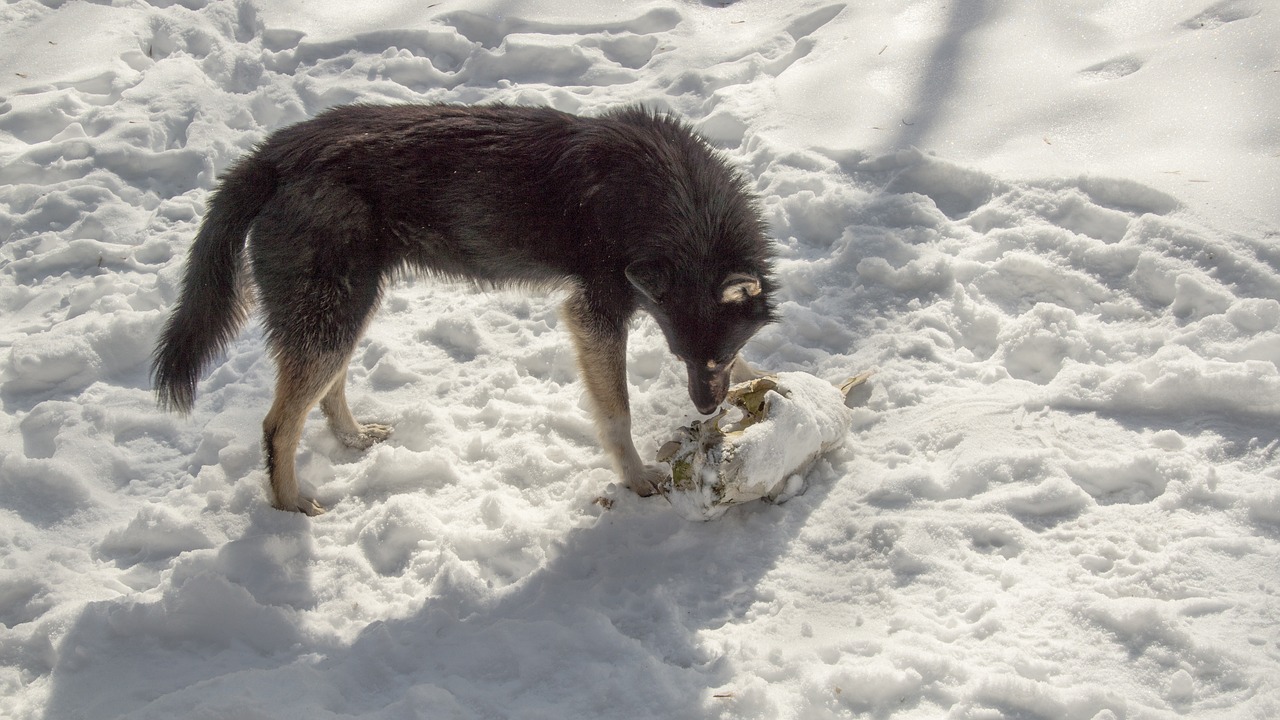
xmin=249 ymin=104 xmax=770 ymax=290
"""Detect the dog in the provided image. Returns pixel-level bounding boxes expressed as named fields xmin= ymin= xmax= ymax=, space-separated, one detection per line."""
xmin=152 ymin=103 xmax=776 ymax=514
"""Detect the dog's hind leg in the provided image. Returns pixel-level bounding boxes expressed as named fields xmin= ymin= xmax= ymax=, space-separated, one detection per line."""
xmin=262 ymin=352 xmax=350 ymax=515
xmin=562 ymin=291 xmax=668 ymax=497
xmin=320 ymin=359 xmax=392 ymax=450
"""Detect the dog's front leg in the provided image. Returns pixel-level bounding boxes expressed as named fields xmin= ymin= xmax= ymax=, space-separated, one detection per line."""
xmin=562 ymin=293 xmax=668 ymax=496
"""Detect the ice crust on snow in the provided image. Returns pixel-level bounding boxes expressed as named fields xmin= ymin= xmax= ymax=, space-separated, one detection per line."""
xmin=1 ymin=0 xmax=1279 ymax=718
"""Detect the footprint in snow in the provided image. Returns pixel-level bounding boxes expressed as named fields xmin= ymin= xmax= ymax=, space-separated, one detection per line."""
xmin=1180 ymin=0 xmax=1261 ymax=30
xmin=1079 ymin=54 xmax=1143 ymax=81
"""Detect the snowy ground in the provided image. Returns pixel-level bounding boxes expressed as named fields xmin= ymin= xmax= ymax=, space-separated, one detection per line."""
xmin=2 ymin=0 xmax=1279 ymax=718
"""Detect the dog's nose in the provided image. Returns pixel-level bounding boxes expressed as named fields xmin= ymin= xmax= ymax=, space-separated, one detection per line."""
xmin=687 ymin=362 xmax=729 ymax=415
xmin=695 ymin=385 xmax=726 ymax=415
xmin=695 ymin=401 xmax=719 ymax=416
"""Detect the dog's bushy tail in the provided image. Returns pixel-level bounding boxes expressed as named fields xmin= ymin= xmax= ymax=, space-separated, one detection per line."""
xmin=152 ymin=156 xmax=276 ymax=413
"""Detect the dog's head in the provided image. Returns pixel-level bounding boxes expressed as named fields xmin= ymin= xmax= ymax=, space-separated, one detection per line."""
xmin=627 ymin=262 xmax=776 ymax=414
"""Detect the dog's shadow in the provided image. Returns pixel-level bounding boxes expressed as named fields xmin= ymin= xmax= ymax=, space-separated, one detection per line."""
xmin=325 ymin=476 xmax=844 ymax=714
xmin=38 ymin=461 xmax=845 ymax=718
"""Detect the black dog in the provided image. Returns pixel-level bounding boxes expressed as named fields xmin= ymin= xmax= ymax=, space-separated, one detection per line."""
xmin=152 ymin=103 xmax=776 ymax=514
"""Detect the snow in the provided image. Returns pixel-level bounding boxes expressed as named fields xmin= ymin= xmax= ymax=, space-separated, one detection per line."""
xmin=1 ymin=0 xmax=1278 ymax=718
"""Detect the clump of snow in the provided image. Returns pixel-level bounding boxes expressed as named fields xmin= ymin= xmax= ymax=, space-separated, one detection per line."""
xmin=2 ymin=0 xmax=1279 ymax=718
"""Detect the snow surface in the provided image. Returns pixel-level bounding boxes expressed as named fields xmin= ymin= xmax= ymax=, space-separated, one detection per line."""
xmin=1 ymin=0 xmax=1279 ymax=718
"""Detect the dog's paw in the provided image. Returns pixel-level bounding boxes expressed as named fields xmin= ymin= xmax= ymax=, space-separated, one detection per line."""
xmin=338 ymin=423 xmax=393 ymax=450
xmin=274 ymin=494 xmax=326 ymax=516
xmin=624 ymin=463 xmax=670 ymax=497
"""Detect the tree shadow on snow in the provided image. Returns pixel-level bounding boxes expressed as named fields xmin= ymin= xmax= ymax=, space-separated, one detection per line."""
xmin=889 ymin=0 xmax=994 ymax=154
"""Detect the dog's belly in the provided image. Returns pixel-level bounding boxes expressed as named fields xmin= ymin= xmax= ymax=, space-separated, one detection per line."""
xmin=394 ymin=220 xmax=589 ymax=288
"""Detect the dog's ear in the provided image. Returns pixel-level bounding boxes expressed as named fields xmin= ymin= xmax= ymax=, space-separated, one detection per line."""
xmin=625 ymin=261 xmax=670 ymax=305
xmin=720 ymin=273 xmax=762 ymax=304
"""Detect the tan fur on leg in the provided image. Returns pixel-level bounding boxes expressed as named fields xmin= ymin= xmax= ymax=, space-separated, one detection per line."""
xmin=263 ymin=354 xmax=346 ymax=515
xmin=320 ymin=362 xmax=393 ymax=450
xmin=562 ymin=294 xmax=667 ymax=495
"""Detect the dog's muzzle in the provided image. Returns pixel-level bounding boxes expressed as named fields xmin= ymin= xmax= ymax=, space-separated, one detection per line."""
xmin=687 ymin=360 xmax=732 ymax=415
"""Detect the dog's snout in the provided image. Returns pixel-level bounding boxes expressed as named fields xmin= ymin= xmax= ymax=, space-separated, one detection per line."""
xmin=689 ymin=384 xmax=722 ymax=415
xmin=687 ymin=361 xmax=730 ymax=416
